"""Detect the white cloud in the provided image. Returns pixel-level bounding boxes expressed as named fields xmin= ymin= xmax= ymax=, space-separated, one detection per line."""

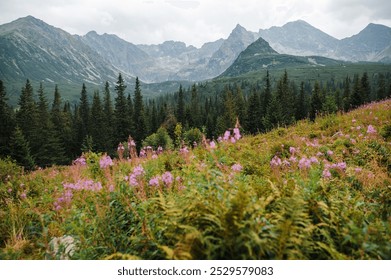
xmin=0 ymin=0 xmax=390 ymax=46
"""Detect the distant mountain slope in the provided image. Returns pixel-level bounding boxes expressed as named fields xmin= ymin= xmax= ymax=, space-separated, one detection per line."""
xmin=0 ymin=16 xmax=122 ymax=85
xmin=259 ymin=20 xmax=391 ymax=62
xmin=259 ymin=20 xmax=339 ymax=57
xmin=220 ymin=36 xmax=343 ymax=78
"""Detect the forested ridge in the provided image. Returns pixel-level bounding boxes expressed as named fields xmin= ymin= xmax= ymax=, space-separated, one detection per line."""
xmin=1 ymin=69 xmax=391 ymax=170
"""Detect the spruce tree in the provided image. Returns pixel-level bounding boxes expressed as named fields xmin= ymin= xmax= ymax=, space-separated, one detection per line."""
xmin=264 ymin=93 xmax=283 ymax=130
xmin=102 ymin=81 xmax=115 ymax=154
xmin=9 ymin=126 xmax=35 ymax=170
xmin=16 ymin=80 xmax=38 ymax=154
xmin=343 ymin=76 xmax=351 ymax=112
xmin=234 ymin=86 xmax=246 ymax=127
xmin=79 ymin=83 xmax=90 ymax=140
xmin=351 ymin=74 xmax=362 ymax=109
xmin=309 ymin=81 xmax=323 ymax=121
xmin=295 ymin=81 xmax=307 ymax=120
xmin=114 ymin=73 xmax=130 ymax=144
xmin=189 ymin=84 xmax=200 ymax=128
xmin=360 ymin=72 xmax=370 ymax=103
xmin=246 ymin=90 xmax=262 ymax=134
xmin=176 ymin=85 xmax=185 ymax=125
xmin=90 ymin=90 xmax=105 ymax=151
xmin=133 ymin=77 xmax=146 ymax=150
xmin=376 ymin=73 xmax=386 ymax=100
xmin=0 ymin=80 xmax=15 ymax=157
xmin=261 ymin=70 xmax=272 ymax=116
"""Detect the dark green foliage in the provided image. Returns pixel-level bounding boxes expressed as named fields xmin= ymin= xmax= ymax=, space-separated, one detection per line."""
xmin=133 ymin=77 xmax=146 ymax=150
xmin=0 ymin=80 xmax=15 ymax=156
xmin=9 ymin=126 xmax=35 ymax=170
xmin=114 ymin=73 xmax=130 ymax=144
xmin=310 ymin=81 xmax=323 ymax=121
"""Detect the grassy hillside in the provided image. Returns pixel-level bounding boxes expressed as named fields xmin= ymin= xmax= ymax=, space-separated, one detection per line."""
xmin=1 ymin=99 xmax=390 ymax=260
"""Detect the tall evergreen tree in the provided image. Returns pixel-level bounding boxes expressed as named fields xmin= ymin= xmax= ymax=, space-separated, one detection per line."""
xmin=276 ymin=70 xmax=295 ymax=125
xmin=264 ymin=93 xmax=283 ymax=130
xmin=309 ymin=81 xmax=323 ymax=121
xmin=376 ymin=73 xmax=386 ymax=100
xmin=234 ymin=86 xmax=246 ymax=127
xmin=90 ymin=90 xmax=105 ymax=151
xmin=16 ymin=80 xmax=38 ymax=154
xmin=36 ymin=83 xmax=66 ymax=166
xmin=189 ymin=84 xmax=200 ymax=128
xmin=102 ymin=81 xmax=115 ymax=154
xmin=343 ymin=76 xmax=351 ymax=112
xmin=133 ymin=77 xmax=146 ymax=150
xmin=261 ymin=70 xmax=272 ymax=116
xmin=0 ymin=80 xmax=15 ymax=156
xmin=360 ymin=72 xmax=371 ymax=103
xmin=79 ymin=83 xmax=90 ymax=141
xmin=114 ymin=73 xmax=130 ymax=144
xmin=176 ymin=85 xmax=185 ymax=125
xmin=351 ymin=74 xmax=362 ymax=109
xmin=9 ymin=126 xmax=35 ymax=170
xmin=246 ymin=90 xmax=262 ymax=133
xmin=295 ymin=81 xmax=308 ymax=120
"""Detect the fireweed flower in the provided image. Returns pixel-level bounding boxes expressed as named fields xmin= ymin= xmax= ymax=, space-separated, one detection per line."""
xmin=223 ymin=130 xmax=231 ymax=141
xmin=298 ymin=157 xmax=311 ymax=170
xmin=99 ymin=155 xmax=113 ymax=169
xmin=73 ymin=156 xmax=86 ymax=166
xmin=289 ymin=147 xmax=297 ymax=155
xmin=161 ymin=171 xmax=173 ymax=187
xmin=149 ymin=176 xmax=160 ymax=187
xmin=367 ymin=125 xmax=376 ymax=134
xmin=231 ymin=163 xmax=243 ymax=172
xmin=233 ymin=128 xmax=241 ymax=140
xmin=322 ymin=168 xmax=332 ymax=179
xmin=270 ymin=156 xmax=282 ymax=168
xmin=210 ymin=140 xmax=216 ymax=149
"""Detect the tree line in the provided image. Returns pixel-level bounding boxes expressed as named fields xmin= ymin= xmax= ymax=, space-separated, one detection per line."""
xmin=1 ymin=70 xmax=390 ymax=170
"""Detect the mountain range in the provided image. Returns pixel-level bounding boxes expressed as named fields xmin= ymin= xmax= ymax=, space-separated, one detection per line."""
xmin=0 ymin=15 xmax=390 ymax=91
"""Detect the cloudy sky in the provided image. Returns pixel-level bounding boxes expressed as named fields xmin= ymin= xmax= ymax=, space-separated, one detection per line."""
xmin=1 ymin=0 xmax=390 ymax=47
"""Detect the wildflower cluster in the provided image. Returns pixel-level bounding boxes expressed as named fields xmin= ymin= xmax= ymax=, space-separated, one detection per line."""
xmin=322 ymin=162 xmax=347 ymax=179
xmin=99 ymin=155 xmax=113 ymax=169
xmin=54 ymin=179 xmax=103 ymax=211
xmin=218 ymin=127 xmax=242 ymax=144
xmin=73 ymin=156 xmax=86 ymax=166
xmin=148 ymin=171 xmax=185 ymax=190
xmin=125 ymin=165 xmax=145 ymax=187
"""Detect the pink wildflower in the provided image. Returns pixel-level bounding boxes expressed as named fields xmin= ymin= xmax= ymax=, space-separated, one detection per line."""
xmin=231 ymin=163 xmax=243 ymax=172
xmin=337 ymin=162 xmax=347 ymax=170
xmin=161 ymin=171 xmax=173 ymax=187
xmin=149 ymin=176 xmax=160 ymax=187
xmin=230 ymin=137 xmax=236 ymax=144
xmin=270 ymin=156 xmax=282 ymax=168
xmin=223 ymin=130 xmax=231 ymax=141
xmin=289 ymin=147 xmax=296 ymax=155
xmin=133 ymin=165 xmax=145 ymax=177
xmin=298 ymin=157 xmax=311 ymax=170
xmin=354 ymin=167 xmax=362 ymax=174
xmin=180 ymin=146 xmax=189 ymax=154
xmin=310 ymin=156 xmax=319 ymax=164
xmin=73 ymin=156 xmax=86 ymax=166
xmin=99 ymin=155 xmax=113 ymax=169
xmin=233 ymin=128 xmax=241 ymax=140
xmin=210 ymin=140 xmax=216 ymax=149
xmin=327 ymin=150 xmax=334 ymax=156
xmin=367 ymin=125 xmax=376 ymax=134
xmin=322 ymin=169 xmax=332 ymax=179
xmin=20 ymin=192 xmax=27 ymax=199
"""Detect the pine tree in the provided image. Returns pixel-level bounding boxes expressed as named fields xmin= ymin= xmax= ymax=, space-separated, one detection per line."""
xmin=360 ymin=72 xmax=371 ymax=103
xmin=189 ymin=84 xmax=200 ymax=128
xmin=276 ymin=70 xmax=295 ymax=125
xmin=9 ymin=126 xmax=35 ymax=170
xmin=295 ymin=81 xmax=308 ymax=120
xmin=36 ymin=83 xmax=66 ymax=166
xmin=133 ymin=77 xmax=146 ymax=150
xmin=79 ymin=83 xmax=90 ymax=140
xmin=376 ymin=73 xmax=386 ymax=100
xmin=343 ymin=76 xmax=351 ymax=112
xmin=261 ymin=70 xmax=272 ymax=116
xmin=234 ymin=86 xmax=246 ymax=128
xmin=16 ymin=80 xmax=38 ymax=155
xmin=0 ymin=80 xmax=15 ymax=157
xmin=351 ymin=74 xmax=361 ymax=109
xmin=114 ymin=73 xmax=130 ymax=144
xmin=90 ymin=90 xmax=105 ymax=151
xmin=102 ymin=81 xmax=115 ymax=154
xmin=176 ymin=85 xmax=185 ymax=125
xmin=309 ymin=81 xmax=323 ymax=121
xmin=223 ymin=87 xmax=236 ymax=129
xmin=246 ymin=90 xmax=262 ymax=134
xmin=264 ymin=93 xmax=283 ymax=130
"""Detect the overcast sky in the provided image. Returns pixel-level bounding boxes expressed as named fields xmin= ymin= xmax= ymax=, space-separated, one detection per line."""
xmin=1 ymin=0 xmax=390 ymax=47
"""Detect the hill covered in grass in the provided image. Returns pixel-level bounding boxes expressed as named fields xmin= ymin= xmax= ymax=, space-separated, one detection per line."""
xmin=1 ymin=99 xmax=390 ymax=260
